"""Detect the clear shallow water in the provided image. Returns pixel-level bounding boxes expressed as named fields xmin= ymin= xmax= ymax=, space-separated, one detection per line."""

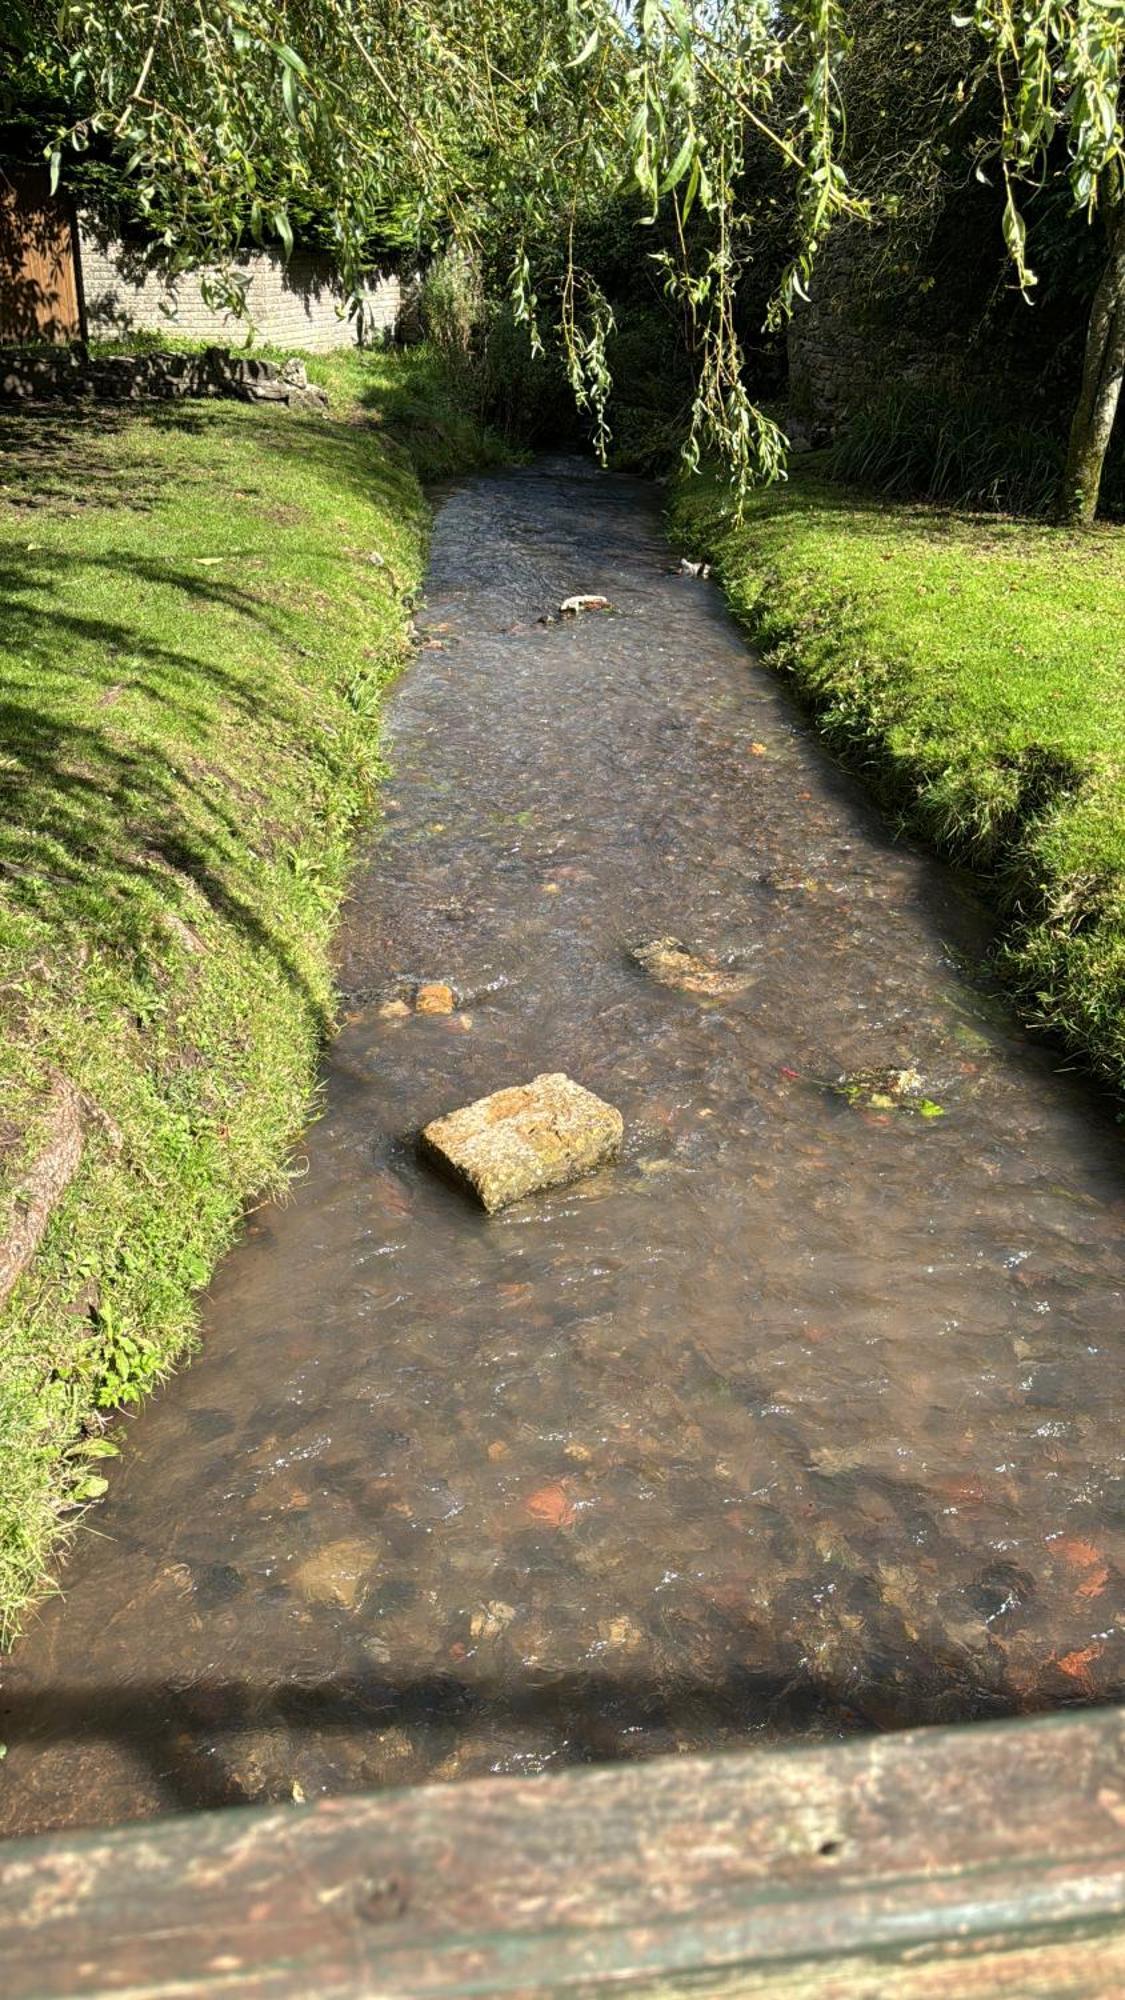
xmin=3 ymin=458 xmax=1124 ymax=1837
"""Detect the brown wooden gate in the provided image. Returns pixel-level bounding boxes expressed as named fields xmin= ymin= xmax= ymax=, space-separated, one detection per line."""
xmin=0 ymin=167 xmax=84 ymax=344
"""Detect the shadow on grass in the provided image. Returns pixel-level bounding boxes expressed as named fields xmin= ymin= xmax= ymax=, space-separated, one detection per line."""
xmin=0 ymin=396 xmax=415 ymax=516
xmin=0 ymin=398 xmax=419 ymax=1029
xmin=0 ymin=682 xmax=331 ymax=1034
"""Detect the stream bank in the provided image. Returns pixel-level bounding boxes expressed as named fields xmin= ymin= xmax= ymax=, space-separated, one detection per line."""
xmin=671 ymin=466 xmax=1125 ymax=1101
xmin=0 ymin=352 xmax=496 ymax=1641
xmin=2 ymin=457 xmax=1123 ymax=1837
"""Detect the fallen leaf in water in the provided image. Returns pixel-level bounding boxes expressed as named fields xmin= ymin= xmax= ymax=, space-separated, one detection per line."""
xmin=71 ymin=1474 xmax=109 ymax=1502
xmin=1050 ymin=1535 xmax=1111 ymax=1597
xmin=1051 ymin=1535 xmax=1104 ymax=1570
xmin=750 ymin=742 xmax=767 ymax=757
xmin=526 ymin=1481 xmax=577 ymax=1528
xmin=1058 ymin=1644 xmax=1104 ymax=1682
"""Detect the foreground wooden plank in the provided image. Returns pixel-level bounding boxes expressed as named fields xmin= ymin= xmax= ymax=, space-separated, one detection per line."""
xmin=3 ymin=1707 xmax=1125 ymax=1997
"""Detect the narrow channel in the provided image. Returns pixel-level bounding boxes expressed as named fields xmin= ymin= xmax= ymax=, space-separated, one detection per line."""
xmin=2 ymin=459 xmax=1123 ymax=1837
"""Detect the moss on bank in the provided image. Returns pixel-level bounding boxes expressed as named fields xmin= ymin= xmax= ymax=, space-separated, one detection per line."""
xmin=0 ymin=348 xmax=497 ymax=1642
xmin=671 ymin=469 xmax=1125 ymax=1096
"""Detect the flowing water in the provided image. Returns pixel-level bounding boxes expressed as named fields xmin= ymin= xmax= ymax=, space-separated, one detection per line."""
xmin=3 ymin=459 xmax=1125 ymax=1838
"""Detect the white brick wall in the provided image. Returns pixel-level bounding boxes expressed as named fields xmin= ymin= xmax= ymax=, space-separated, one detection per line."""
xmin=77 ymin=227 xmax=406 ymax=352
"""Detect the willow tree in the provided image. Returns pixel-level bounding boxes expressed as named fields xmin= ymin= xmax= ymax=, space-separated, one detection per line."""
xmin=45 ymin=0 xmax=858 ymax=496
xmin=967 ymin=0 xmax=1125 ymax=524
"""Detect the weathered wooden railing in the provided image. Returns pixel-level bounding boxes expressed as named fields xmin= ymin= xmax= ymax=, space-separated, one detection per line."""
xmin=3 ymin=1706 xmax=1125 ymax=1996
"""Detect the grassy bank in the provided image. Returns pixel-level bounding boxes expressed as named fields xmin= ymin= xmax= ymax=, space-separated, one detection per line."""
xmin=671 ymin=469 xmax=1125 ymax=1093
xmin=0 ymin=347 xmax=496 ymax=1642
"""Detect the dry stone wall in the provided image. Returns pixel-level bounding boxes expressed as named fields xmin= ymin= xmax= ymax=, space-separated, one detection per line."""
xmin=786 ymin=236 xmax=962 ymax=434
xmin=787 ymin=291 xmax=888 ymax=433
xmin=0 ymin=346 xmax=329 ymax=410
xmin=77 ymin=227 xmax=411 ymax=352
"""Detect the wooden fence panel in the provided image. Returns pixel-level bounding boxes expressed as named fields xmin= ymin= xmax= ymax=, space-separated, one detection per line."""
xmin=2 ymin=1706 xmax=1125 ymax=1996
xmin=0 ymin=169 xmax=83 ymax=344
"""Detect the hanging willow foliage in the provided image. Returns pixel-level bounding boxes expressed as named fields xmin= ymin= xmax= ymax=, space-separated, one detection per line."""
xmin=958 ymin=1 xmax=1125 ymax=520
xmin=963 ymin=0 xmax=1125 ymax=284
xmin=46 ymin=0 xmax=860 ymax=498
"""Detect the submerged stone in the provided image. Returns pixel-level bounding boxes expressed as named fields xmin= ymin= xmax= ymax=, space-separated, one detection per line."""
xmin=291 ymin=1537 xmax=379 ymax=1610
xmin=415 ymin=981 xmax=456 ymax=1014
xmin=825 ymin=1066 xmax=945 ymax=1116
xmin=631 ymin=936 xmax=754 ymax=997
xmin=420 ymin=1071 xmax=623 ymax=1213
xmin=559 ymin=593 xmax=610 ymax=615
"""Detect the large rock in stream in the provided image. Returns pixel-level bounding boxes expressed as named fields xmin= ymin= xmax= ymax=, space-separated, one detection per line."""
xmin=420 ymin=1072 xmax=623 ymax=1212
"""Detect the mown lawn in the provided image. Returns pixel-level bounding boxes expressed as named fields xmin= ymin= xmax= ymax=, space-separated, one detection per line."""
xmin=671 ymin=468 xmax=1125 ymax=1093
xmin=0 ymin=346 xmax=496 ymax=1641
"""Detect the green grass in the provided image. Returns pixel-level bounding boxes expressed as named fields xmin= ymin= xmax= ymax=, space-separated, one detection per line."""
xmin=0 ymin=344 xmax=497 ymax=1642
xmin=671 ymin=466 xmax=1125 ymax=1094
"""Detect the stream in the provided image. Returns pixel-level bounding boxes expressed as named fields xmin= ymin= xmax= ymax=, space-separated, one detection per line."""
xmin=2 ymin=457 xmax=1124 ymax=1837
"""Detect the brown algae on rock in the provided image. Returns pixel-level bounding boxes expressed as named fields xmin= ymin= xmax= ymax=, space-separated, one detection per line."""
xmin=420 ymin=1072 xmax=623 ymax=1213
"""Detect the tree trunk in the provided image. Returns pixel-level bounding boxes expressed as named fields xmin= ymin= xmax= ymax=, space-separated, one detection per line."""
xmin=1059 ymin=202 xmax=1125 ymax=525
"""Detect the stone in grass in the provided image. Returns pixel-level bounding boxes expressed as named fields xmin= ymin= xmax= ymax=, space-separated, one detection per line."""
xmin=421 ymin=1072 xmax=623 ymax=1213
